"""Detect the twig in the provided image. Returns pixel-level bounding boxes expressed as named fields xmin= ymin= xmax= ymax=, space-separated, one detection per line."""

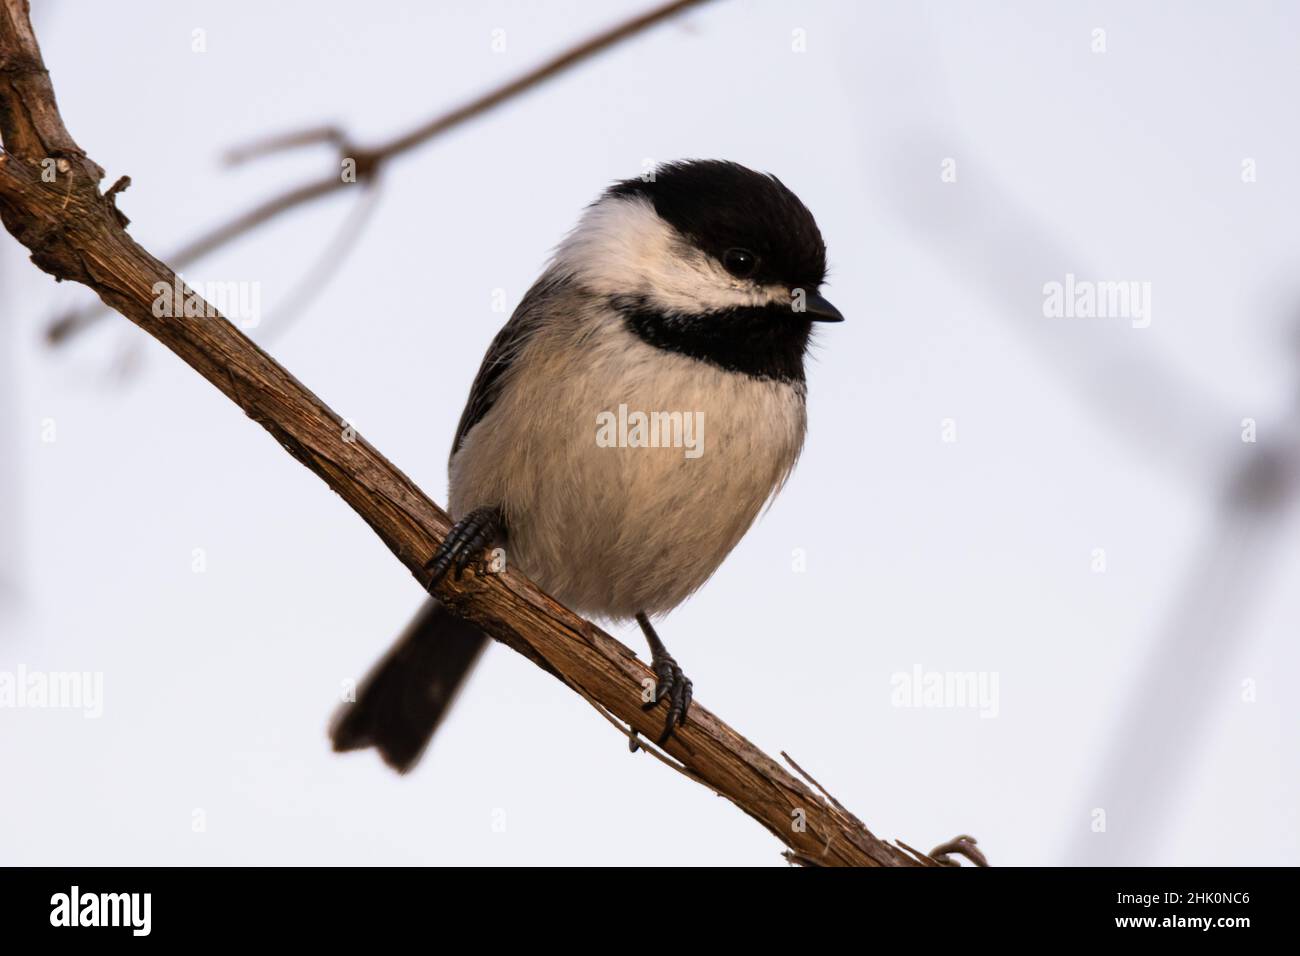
xmin=927 ymin=834 xmax=989 ymax=868
xmin=781 ymin=750 xmax=853 ymax=814
xmin=0 ymin=0 xmax=928 ymax=867
xmin=41 ymin=0 xmax=713 ymax=346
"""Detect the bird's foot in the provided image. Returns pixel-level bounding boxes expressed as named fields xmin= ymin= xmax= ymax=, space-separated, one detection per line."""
xmin=642 ymin=651 xmax=692 ymax=747
xmin=424 ymin=507 xmax=502 ymax=589
xmin=628 ymin=611 xmax=692 ymax=752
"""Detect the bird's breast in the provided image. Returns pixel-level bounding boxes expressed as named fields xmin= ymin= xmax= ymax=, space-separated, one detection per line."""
xmin=449 ymin=312 xmax=807 ymax=620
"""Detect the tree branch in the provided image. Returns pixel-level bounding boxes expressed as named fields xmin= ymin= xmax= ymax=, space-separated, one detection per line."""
xmin=0 ymin=0 xmax=932 ymax=866
xmin=41 ymin=0 xmax=715 ymax=346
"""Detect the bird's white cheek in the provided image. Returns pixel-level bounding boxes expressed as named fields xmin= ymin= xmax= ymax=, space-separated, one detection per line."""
xmin=553 ymin=195 xmax=781 ymax=314
xmin=645 ymin=253 xmax=771 ymax=314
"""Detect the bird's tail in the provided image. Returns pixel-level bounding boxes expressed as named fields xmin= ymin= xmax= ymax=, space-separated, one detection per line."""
xmin=330 ymin=599 xmax=489 ymax=773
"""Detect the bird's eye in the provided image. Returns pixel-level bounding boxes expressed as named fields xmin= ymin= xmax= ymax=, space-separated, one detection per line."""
xmin=722 ymin=248 xmax=758 ymax=278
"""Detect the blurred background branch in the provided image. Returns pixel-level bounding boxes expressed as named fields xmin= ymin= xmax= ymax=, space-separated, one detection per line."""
xmin=40 ymin=0 xmax=714 ymax=347
xmin=861 ymin=5 xmax=1300 ymax=865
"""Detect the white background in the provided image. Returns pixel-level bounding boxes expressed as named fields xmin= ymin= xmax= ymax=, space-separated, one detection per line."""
xmin=1 ymin=0 xmax=1297 ymax=865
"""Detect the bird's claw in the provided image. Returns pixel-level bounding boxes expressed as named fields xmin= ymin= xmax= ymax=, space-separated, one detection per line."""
xmin=643 ymin=653 xmax=692 ymax=746
xmin=424 ymin=507 xmax=501 ymax=589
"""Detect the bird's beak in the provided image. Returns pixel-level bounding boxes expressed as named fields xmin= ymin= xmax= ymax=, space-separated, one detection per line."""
xmin=800 ymin=290 xmax=845 ymax=323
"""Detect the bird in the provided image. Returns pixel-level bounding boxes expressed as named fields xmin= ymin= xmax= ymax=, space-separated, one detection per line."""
xmin=330 ymin=159 xmax=843 ymax=772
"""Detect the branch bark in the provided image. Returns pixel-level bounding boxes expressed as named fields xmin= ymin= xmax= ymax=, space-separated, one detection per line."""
xmin=0 ymin=0 xmax=928 ymax=866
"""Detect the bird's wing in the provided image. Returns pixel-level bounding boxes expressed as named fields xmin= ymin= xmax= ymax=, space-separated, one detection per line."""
xmin=448 ymin=273 xmax=562 ymax=467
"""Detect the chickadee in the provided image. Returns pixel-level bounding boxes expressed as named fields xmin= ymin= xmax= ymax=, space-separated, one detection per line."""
xmin=332 ymin=160 xmax=842 ymax=771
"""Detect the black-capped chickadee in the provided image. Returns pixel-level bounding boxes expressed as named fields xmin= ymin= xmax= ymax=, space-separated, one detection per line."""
xmin=332 ymin=160 xmax=842 ymax=771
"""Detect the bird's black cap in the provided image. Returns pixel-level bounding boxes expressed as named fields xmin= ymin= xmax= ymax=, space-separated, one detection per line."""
xmin=607 ymin=160 xmax=828 ymax=291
